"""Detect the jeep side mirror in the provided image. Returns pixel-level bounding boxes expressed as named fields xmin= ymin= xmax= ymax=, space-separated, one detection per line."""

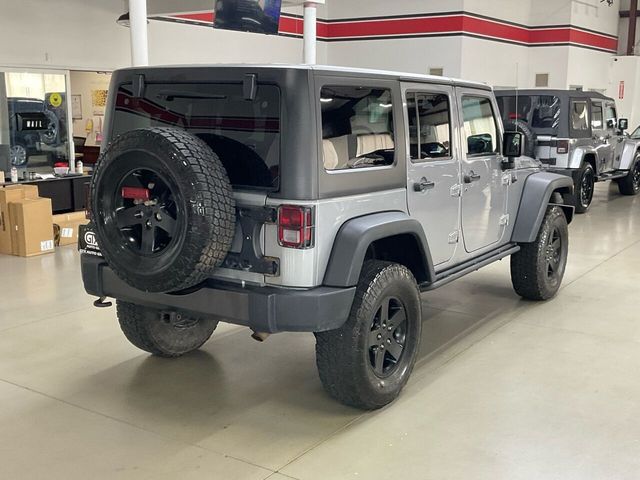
xmin=618 ymin=118 xmax=629 ymax=131
xmin=503 ymin=131 xmax=523 ymax=157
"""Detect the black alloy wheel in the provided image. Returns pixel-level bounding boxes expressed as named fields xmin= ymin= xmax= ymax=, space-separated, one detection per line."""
xmin=580 ymin=168 xmax=594 ymax=209
xmin=544 ymin=225 xmax=563 ymax=283
xmin=315 ymin=261 xmax=422 ymax=410
xmin=114 ymin=168 xmax=182 ymax=256
xmin=575 ymin=163 xmax=595 ymax=213
xmin=368 ymin=296 xmax=407 ymax=377
xmin=618 ymin=158 xmax=640 ymax=195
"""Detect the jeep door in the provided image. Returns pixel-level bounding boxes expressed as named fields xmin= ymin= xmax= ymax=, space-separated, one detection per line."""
xmin=605 ymin=101 xmax=625 ymax=169
xmin=590 ymin=99 xmax=614 ymax=173
xmin=456 ymin=89 xmax=508 ymax=253
xmin=403 ymin=84 xmax=460 ymax=267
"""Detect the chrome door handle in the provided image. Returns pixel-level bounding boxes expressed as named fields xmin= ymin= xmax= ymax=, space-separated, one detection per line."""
xmin=463 ymin=171 xmax=481 ymax=183
xmin=414 ymin=177 xmax=435 ymax=192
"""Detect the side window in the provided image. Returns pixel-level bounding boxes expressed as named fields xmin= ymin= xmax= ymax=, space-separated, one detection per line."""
xmin=570 ymin=100 xmax=590 ymax=133
xmin=605 ymin=104 xmax=617 ymax=130
xmin=591 ymin=102 xmax=603 ymax=129
xmin=321 ymin=86 xmax=395 ymax=171
xmin=461 ymin=96 xmax=498 ymax=156
xmin=406 ymin=92 xmax=452 ymax=161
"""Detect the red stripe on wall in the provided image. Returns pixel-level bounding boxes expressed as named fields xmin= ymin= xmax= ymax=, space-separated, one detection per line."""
xmin=163 ymin=11 xmax=618 ymax=53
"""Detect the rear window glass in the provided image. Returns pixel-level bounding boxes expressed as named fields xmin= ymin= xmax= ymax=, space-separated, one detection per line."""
xmin=112 ymin=82 xmax=281 ymax=190
xmin=496 ymin=95 xmax=560 ymax=132
xmin=320 ymin=86 xmax=395 ymax=171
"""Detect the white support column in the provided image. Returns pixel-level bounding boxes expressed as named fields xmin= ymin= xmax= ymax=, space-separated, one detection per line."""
xmin=303 ymin=1 xmax=317 ymax=65
xmin=129 ymin=0 xmax=149 ymax=66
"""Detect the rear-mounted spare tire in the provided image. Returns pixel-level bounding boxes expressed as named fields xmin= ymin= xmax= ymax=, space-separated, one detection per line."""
xmin=91 ymin=127 xmax=236 ymax=293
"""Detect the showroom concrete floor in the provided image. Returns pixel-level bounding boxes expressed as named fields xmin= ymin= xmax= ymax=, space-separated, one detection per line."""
xmin=0 ymin=181 xmax=639 ymax=480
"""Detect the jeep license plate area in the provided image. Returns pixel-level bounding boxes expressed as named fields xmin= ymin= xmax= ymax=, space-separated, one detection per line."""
xmin=222 ymin=206 xmax=280 ymax=276
xmin=78 ymin=224 xmax=103 ymax=258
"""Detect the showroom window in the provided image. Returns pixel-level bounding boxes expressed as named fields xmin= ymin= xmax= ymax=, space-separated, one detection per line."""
xmin=0 ymin=70 xmax=70 ymax=172
xmin=113 ymin=82 xmax=281 ymax=190
xmin=406 ymin=92 xmax=451 ymax=161
xmin=320 ymin=86 xmax=395 ymax=171
xmin=591 ymin=102 xmax=603 ymax=129
xmin=461 ymin=96 xmax=498 ymax=156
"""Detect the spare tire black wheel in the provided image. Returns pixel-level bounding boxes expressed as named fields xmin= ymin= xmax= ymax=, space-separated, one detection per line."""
xmin=91 ymin=127 xmax=236 ymax=293
xmin=503 ymin=119 xmax=537 ymax=158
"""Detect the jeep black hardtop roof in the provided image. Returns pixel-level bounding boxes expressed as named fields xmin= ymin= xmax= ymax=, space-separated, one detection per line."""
xmin=116 ymin=64 xmax=492 ymax=91
xmin=495 ymin=88 xmax=614 ymax=103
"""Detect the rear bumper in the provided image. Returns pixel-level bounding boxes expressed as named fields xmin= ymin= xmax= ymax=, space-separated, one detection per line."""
xmin=81 ymin=255 xmax=356 ymax=333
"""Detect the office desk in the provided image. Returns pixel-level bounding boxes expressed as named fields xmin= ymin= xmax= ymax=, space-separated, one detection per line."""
xmin=2 ymin=174 xmax=92 ymax=213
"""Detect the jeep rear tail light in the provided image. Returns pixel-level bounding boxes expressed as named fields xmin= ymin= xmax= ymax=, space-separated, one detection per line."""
xmin=278 ymin=205 xmax=314 ymax=249
xmin=557 ymin=140 xmax=570 ymax=154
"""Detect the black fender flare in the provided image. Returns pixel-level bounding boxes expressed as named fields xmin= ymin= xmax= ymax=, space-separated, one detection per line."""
xmin=323 ymin=211 xmax=435 ymax=288
xmin=511 ymin=172 xmax=574 ymax=244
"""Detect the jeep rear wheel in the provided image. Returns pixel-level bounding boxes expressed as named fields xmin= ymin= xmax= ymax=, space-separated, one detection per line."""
xmin=511 ymin=206 xmax=569 ymax=301
xmin=116 ymin=301 xmax=217 ymax=357
xmin=575 ymin=163 xmax=595 ymax=213
xmin=90 ymin=127 xmax=235 ymax=293
xmin=617 ymin=156 xmax=640 ymax=196
xmin=315 ymin=261 xmax=422 ymax=410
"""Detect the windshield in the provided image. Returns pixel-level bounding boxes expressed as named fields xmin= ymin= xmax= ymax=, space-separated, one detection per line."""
xmin=496 ymin=95 xmax=561 ymax=134
xmin=631 ymin=126 xmax=640 ymax=139
xmin=112 ymin=82 xmax=281 ymax=190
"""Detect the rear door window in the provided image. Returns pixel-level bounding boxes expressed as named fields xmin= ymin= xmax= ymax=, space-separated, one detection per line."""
xmin=112 ymin=82 xmax=281 ymax=190
xmin=591 ymin=102 xmax=603 ymax=129
xmin=320 ymin=86 xmax=395 ymax=170
xmin=406 ymin=92 xmax=452 ymax=161
xmin=570 ymin=100 xmax=590 ymax=137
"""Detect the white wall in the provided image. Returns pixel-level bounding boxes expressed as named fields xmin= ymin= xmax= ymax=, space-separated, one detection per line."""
xmin=606 ymin=56 xmax=640 ymax=128
xmin=0 ymin=0 xmax=130 ymax=70
xmin=326 ymin=37 xmax=463 ymax=78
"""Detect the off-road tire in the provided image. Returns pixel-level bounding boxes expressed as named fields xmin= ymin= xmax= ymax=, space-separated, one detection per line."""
xmin=91 ymin=127 xmax=235 ymax=293
xmin=575 ymin=163 xmax=595 ymax=213
xmin=116 ymin=301 xmax=217 ymax=357
xmin=617 ymin=156 xmax=640 ymax=196
xmin=511 ymin=206 xmax=569 ymax=301
xmin=504 ymin=119 xmax=537 ymax=158
xmin=315 ymin=261 xmax=422 ymax=410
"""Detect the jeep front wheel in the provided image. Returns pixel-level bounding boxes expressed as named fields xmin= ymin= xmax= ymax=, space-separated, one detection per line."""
xmin=510 ymin=206 xmax=569 ymax=301
xmin=315 ymin=261 xmax=422 ymax=410
xmin=617 ymin=156 xmax=640 ymax=196
xmin=575 ymin=163 xmax=595 ymax=213
xmin=116 ymin=301 xmax=217 ymax=357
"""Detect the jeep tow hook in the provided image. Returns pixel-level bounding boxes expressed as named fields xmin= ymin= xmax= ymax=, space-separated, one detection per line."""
xmin=93 ymin=296 xmax=113 ymax=308
xmin=251 ymin=330 xmax=271 ymax=342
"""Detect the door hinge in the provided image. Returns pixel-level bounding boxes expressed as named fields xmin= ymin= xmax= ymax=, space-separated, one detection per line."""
xmin=499 ymin=214 xmax=510 ymax=226
xmin=448 ymin=230 xmax=460 ymax=244
xmin=501 ymin=173 xmax=512 ymax=186
xmin=450 ymin=184 xmax=462 ymax=197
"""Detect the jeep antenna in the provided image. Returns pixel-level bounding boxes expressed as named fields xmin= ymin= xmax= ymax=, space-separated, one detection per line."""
xmin=515 ymin=63 xmax=519 ymax=127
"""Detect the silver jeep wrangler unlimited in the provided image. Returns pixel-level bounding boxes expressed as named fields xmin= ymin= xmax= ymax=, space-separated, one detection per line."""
xmin=81 ymin=65 xmax=574 ymax=409
xmin=495 ymin=89 xmax=640 ymax=213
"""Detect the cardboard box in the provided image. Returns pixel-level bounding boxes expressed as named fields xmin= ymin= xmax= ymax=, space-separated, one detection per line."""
xmin=0 ymin=184 xmax=39 ymax=254
xmin=53 ymin=211 xmax=89 ymax=246
xmin=9 ymin=197 xmax=54 ymax=257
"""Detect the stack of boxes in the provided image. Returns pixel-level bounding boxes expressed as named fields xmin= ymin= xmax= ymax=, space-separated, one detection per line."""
xmin=0 ymin=185 xmax=54 ymax=257
xmin=0 ymin=184 xmax=88 ymax=257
